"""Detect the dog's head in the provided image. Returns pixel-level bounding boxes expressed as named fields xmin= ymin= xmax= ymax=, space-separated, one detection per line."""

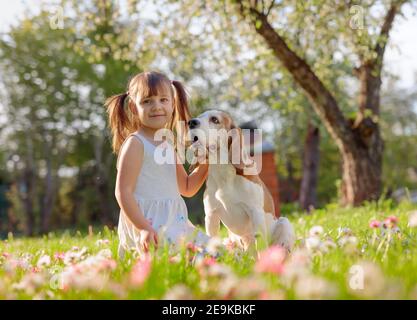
xmin=187 ymin=110 xmax=254 ymax=172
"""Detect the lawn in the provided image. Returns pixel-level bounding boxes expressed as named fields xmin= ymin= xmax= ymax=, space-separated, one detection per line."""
xmin=1 ymin=200 xmax=417 ymax=300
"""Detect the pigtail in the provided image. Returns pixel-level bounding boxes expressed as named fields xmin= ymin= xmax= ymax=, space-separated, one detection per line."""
xmin=105 ymin=92 xmax=138 ymax=155
xmin=170 ymin=80 xmax=192 ymax=156
xmin=171 ymin=80 xmax=191 ymax=124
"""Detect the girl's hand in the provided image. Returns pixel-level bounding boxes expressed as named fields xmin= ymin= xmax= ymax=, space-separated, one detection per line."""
xmin=139 ymin=227 xmax=158 ymax=252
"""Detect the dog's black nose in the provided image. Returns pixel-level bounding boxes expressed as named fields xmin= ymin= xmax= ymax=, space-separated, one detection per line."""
xmin=188 ymin=119 xmax=200 ymax=129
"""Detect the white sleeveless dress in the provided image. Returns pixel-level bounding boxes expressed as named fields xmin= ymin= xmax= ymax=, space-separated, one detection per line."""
xmin=117 ymin=132 xmax=209 ymax=257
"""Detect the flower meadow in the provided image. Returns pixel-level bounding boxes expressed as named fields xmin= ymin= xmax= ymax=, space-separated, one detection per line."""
xmin=1 ymin=202 xmax=417 ymax=300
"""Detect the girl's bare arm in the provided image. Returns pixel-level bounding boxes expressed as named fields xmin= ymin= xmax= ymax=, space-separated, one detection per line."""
xmin=115 ymin=137 xmax=152 ymax=231
xmin=176 ymin=155 xmax=209 ymax=198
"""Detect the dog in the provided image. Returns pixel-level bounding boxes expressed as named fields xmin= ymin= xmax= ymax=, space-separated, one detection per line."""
xmin=187 ymin=110 xmax=295 ymax=252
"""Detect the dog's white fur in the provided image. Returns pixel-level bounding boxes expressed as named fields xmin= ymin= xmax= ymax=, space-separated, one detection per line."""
xmin=188 ymin=110 xmax=295 ymax=251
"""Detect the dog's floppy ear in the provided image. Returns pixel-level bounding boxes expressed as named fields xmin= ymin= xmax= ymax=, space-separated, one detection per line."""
xmin=222 ymin=111 xmax=236 ymax=131
xmin=228 ymin=124 xmax=254 ymax=171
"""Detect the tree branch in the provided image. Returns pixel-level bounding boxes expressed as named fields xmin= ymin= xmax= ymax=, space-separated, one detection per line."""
xmin=265 ymin=0 xmax=275 ymax=16
xmin=357 ymin=1 xmax=405 ymax=116
xmin=374 ymin=1 xmax=405 ymax=66
xmin=234 ymin=1 xmax=355 ymax=148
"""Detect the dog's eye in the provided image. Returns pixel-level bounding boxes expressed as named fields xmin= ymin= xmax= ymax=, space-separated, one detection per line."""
xmin=210 ymin=116 xmax=219 ymax=124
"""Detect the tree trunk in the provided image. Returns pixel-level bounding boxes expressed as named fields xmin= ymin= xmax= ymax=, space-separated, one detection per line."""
xmin=21 ymin=168 xmax=36 ymax=236
xmin=39 ymin=136 xmax=64 ymax=234
xmin=299 ymin=123 xmax=320 ymax=211
xmin=341 ymin=138 xmax=382 ymax=206
xmin=40 ymin=158 xmax=55 ymax=233
xmin=93 ymin=133 xmax=116 ymax=226
xmin=235 ymin=1 xmax=402 ymax=206
xmin=70 ymin=168 xmax=85 ymax=226
xmin=341 ymin=62 xmax=384 ymax=206
xmin=19 ymin=135 xmax=37 ymax=236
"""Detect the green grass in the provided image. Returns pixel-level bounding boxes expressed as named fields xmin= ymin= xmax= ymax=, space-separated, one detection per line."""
xmin=1 ymin=201 xmax=417 ymax=299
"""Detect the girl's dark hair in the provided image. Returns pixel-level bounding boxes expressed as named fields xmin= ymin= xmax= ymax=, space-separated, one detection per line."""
xmin=105 ymin=71 xmax=191 ymax=154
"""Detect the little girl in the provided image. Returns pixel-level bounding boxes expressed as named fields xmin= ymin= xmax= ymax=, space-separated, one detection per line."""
xmin=105 ymin=71 xmax=210 ymax=258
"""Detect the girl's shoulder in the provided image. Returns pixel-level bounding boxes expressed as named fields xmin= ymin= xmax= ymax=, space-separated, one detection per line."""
xmin=123 ymin=133 xmax=145 ymax=150
xmin=116 ymin=133 xmax=144 ymax=170
xmin=126 ymin=132 xmax=145 ymax=146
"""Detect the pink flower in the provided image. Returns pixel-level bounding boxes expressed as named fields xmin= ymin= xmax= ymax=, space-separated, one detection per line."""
xmin=129 ymin=254 xmax=152 ymax=286
xmin=195 ymin=256 xmax=217 ymax=272
xmin=95 ymin=239 xmax=110 ymax=247
xmin=169 ymin=255 xmax=181 ymax=264
xmin=194 ymin=256 xmax=221 ymax=278
xmin=54 ymin=252 xmax=65 ymax=261
xmin=202 ymin=257 xmax=217 ymax=266
xmin=384 ymin=215 xmax=399 ymax=229
xmin=99 ymin=259 xmax=117 ymax=271
xmin=223 ymin=238 xmax=237 ymax=252
xmin=3 ymin=258 xmax=19 ymax=273
xmin=186 ymin=242 xmax=198 ymax=253
xmin=31 ymin=266 xmax=41 ymax=273
xmin=1 ymin=252 xmax=10 ymax=259
xmin=255 ymin=245 xmax=286 ymax=275
xmin=369 ymin=220 xmax=381 ymax=229
xmin=259 ymin=291 xmax=271 ymax=300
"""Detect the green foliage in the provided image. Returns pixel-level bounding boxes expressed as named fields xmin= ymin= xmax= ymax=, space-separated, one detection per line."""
xmin=380 ymin=82 xmax=417 ymax=191
xmin=0 ymin=0 xmax=155 ymax=233
xmin=0 ymin=0 xmax=416 ymax=235
xmin=1 ymin=202 xmax=417 ymax=299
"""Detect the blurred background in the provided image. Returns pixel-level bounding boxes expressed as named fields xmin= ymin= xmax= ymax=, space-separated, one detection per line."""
xmin=0 ymin=0 xmax=416 ymax=237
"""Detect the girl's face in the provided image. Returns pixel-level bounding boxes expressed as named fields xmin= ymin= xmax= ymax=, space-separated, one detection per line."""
xmin=135 ymin=88 xmax=174 ymax=130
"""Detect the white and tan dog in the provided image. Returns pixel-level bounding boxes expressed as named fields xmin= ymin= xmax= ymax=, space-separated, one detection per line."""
xmin=187 ymin=110 xmax=295 ymax=252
